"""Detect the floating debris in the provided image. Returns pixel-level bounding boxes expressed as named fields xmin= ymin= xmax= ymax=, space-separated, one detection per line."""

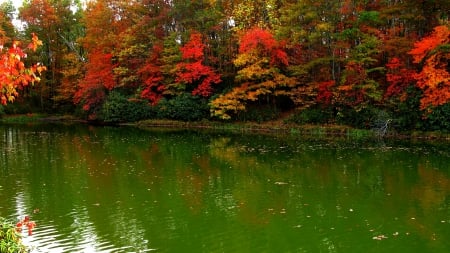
xmin=372 ymin=235 xmax=388 ymax=240
xmin=274 ymin=182 xmax=288 ymax=185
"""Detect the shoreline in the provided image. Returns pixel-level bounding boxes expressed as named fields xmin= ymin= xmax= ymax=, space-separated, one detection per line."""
xmin=1 ymin=114 xmax=449 ymax=141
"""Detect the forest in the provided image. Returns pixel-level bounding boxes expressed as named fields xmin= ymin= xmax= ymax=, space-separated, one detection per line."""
xmin=0 ymin=0 xmax=449 ymax=131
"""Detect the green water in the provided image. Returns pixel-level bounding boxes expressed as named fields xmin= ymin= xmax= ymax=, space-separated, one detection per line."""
xmin=0 ymin=123 xmax=449 ymax=253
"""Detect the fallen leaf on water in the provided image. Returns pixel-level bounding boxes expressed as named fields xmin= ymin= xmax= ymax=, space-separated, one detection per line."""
xmin=372 ymin=235 xmax=388 ymax=240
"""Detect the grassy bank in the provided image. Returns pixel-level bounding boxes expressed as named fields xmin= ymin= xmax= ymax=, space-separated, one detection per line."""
xmin=0 ymin=114 xmax=84 ymax=124
xmin=134 ymin=119 xmax=450 ymax=140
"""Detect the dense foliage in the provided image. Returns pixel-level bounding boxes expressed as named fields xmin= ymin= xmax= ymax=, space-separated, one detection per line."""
xmin=0 ymin=0 xmax=449 ymax=131
xmin=0 ymin=217 xmax=28 ymax=253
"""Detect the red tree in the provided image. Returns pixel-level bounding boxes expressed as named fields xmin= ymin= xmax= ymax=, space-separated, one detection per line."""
xmin=175 ymin=32 xmax=221 ymax=97
xmin=384 ymin=57 xmax=415 ymax=101
xmin=238 ymin=27 xmax=289 ymax=66
xmin=139 ymin=45 xmax=165 ymax=105
xmin=316 ymin=80 xmax=335 ymax=105
xmin=74 ymin=50 xmax=116 ymax=114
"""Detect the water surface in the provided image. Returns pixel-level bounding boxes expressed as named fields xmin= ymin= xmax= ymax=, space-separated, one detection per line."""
xmin=0 ymin=123 xmax=449 ymax=252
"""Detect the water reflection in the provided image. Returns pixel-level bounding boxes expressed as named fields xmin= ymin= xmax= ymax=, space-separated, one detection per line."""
xmin=0 ymin=124 xmax=449 ymax=252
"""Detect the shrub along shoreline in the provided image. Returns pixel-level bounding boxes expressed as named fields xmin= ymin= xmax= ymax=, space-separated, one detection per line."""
xmin=0 ymin=217 xmax=28 ymax=253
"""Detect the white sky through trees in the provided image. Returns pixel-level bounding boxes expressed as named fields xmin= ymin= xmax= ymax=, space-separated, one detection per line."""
xmin=1 ymin=0 xmax=85 ymax=30
xmin=0 ymin=0 xmax=21 ymax=10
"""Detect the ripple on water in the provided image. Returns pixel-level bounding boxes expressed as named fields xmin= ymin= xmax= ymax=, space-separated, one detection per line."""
xmin=21 ymin=219 xmax=121 ymax=253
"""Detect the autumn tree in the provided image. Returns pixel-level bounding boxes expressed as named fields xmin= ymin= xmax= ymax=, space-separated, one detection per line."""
xmin=73 ymin=0 xmax=118 ymax=118
xmin=277 ymin=0 xmax=346 ymax=109
xmin=111 ymin=0 xmax=166 ymax=91
xmin=211 ymin=27 xmax=296 ymax=119
xmin=139 ymin=44 xmax=164 ymax=105
xmin=335 ymin=35 xmax=384 ymax=108
xmin=19 ymin=0 xmax=85 ymax=109
xmin=224 ymin=0 xmax=280 ymax=30
xmin=0 ymin=33 xmax=46 ymax=105
xmin=0 ymin=1 xmax=16 ymax=42
xmin=175 ymin=31 xmax=221 ymax=97
xmin=73 ymin=50 xmax=115 ymax=118
xmin=408 ymin=25 xmax=450 ymax=111
xmin=384 ymin=57 xmax=415 ymax=102
xmin=54 ymin=52 xmax=85 ymax=109
xmin=167 ymin=0 xmax=228 ymax=85
xmin=157 ymin=32 xmax=182 ymax=97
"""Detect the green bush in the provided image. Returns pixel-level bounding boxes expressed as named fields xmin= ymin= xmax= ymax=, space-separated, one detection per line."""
xmin=156 ymin=93 xmax=209 ymax=121
xmin=421 ymin=103 xmax=450 ymax=132
xmin=1 ymin=102 xmax=33 ymax=115
xmin=387 ymin=87 xmax=422 ymax=131
xmin=235 ymin=105 xmax=280 ymax=123
xmin=100 ymin=92 xmax=156 ymax=123
xmin=285 ymin=106 xmax=334 ymax=124
xmin=0 ymin=217 xmax=28 ymax=253
xmin=335 ymin=106 xmax=382 ymax=129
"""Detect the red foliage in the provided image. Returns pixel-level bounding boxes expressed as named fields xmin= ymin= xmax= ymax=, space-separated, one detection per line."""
xmin=338 ymin=61 xmax=367 ymax=105
xmin=0 ymin=34 xmax=46 ymax=104
xmin=239 ymin=27 xmax=289 ymax=66
xmin=413 ymin=53 xmax=450 ymax=109
xmin=409 ymin=25 xmax=450 ymax=64
xmin=74 ymin=50 xmax=116 ymax=112
xmin=180 ymin=32 xmax=205 ymax=59
xmin=19 ymin=0 xmax=58 ymax=30
xmin=139 ymin=45 xmax=165 ymax=105
xmin=384 ymin=58 xmax=415 ymax=100
xmin=175 ymin=31 xmax=221 ymax=97
xmin=316 ymin=80 xmax=335 ymax=104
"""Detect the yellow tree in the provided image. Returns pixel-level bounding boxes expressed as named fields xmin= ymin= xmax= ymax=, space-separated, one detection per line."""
xmin=210 ymin=27 xmax=296 ymax=119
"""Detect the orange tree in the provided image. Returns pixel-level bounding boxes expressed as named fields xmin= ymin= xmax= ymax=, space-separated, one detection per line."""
xmin=0 ymin=33 xmax=46 ymax=105
xmin=408 ymin=25 xmax=450 ymax=112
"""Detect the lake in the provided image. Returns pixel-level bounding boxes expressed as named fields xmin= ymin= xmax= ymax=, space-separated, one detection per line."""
xmin=0 ymin=123 xmax=449 ymax=252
